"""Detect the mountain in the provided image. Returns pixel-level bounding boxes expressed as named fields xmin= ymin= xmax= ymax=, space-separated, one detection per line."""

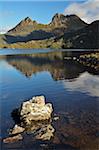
xmin=50 ymin=14 xmax=87 ymax=37
xmin=7 ymin=17 xmax=50 ymax=36
xmin=8 ymin=17 xmax=37 ymax=35
xmin=0 ymin=13 xmax=98 ymax=49
xmin=7 ymin=14 xmax=87 ymax=36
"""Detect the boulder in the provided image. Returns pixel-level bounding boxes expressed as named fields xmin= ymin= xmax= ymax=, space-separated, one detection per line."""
xmin=20 ymin=96 xmax=53 ymax=124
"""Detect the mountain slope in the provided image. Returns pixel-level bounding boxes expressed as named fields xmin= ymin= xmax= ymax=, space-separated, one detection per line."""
xmin=62 ymin=20 xmax=99 ymax=48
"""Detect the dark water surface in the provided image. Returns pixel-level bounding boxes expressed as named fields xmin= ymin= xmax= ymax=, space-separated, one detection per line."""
xmin=0 ymin=50 xmax=99 ymax=150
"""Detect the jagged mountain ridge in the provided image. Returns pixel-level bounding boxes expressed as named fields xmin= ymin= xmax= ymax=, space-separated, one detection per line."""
xmin=7 ymin=14 xmax=87 ymax=36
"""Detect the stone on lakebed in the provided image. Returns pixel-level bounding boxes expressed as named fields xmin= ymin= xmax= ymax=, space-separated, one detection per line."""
xmin=3 ymin=134 xmax=23 ymax=143
xmin=19 ymin=95 xmax=53 ymax=124
xmin=9 ymin=124 xmax=25 ymax=135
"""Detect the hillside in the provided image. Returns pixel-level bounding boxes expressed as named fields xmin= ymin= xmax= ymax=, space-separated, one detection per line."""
xmin=62 ymin=21 xmax=99 ymax=49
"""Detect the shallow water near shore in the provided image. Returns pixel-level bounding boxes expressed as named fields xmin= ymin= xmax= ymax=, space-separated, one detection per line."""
xmin=0 ymin=49 xmax=99 ymax=150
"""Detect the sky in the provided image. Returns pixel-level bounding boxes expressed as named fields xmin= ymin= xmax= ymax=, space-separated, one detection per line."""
xmin=0 ymin=0 xmax=99 ymax=33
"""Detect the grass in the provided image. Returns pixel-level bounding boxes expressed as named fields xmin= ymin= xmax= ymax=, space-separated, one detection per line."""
xmin=0 ymin=37 xmax=63 ymax=49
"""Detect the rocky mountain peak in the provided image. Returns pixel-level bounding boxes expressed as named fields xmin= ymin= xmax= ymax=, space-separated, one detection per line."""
xmin=20 ymin=17 xmax=36 ymax=26
xmin=52 ymin=13 xmax=65 ymax=19
xmin=23 ymin=17 xmax=33 ymax=23
xmin=51 ymin=13 xmax=87 ymax=29
xmin=8 ymin=17 xmax=37 ymax=34
xmin=50 ymin=13 xmax=66 ymax=27
xmin=51 ymin=13 xmax=66 ymax=25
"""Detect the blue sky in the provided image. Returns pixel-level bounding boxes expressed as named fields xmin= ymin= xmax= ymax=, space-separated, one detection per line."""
xmin=0 ymin=1 xmax=71 ymax=25
xmin=0 ymin=0 xmax=99 ymax=33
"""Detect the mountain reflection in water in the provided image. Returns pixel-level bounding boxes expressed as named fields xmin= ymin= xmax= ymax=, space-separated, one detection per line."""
xmin=0 ymin=51 xmax=99 ymax=150
xmin=2 ymin=51 xmax=98 ymax=79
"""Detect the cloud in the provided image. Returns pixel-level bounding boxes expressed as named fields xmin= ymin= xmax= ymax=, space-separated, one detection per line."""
xmin=0 ymin=26 xmax=12 ymax=34
xmin=62 ymin=72 xmax=99 ymax=97
xmin=64 ymin=0 xmax=99 ymax=23
xmin=0 ymin=10 xmax=14 ymax=33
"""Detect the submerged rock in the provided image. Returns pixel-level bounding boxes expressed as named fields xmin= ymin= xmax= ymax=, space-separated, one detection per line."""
xmin=20 ymin=96 xmax=53 ymax=124
xmin=35 ymin=124 xmax=55 ymax=140
xmin=26 ymin=121 xmax=55 ymax=140
xmin=3 ymin=134 xmax=23 ymax=143
xmin=9 ymin=124 xmax=25 ymax=135
xmin=53 ymin=116 xmax=59 ymax=121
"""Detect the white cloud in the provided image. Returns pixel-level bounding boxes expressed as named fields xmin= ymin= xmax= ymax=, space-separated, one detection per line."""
xmin=0 ymin=10 xmax=14 ymax=34
xmin=64 ymin=0 xmax=99 ymax=23
xmin=0 ymin=26 xmax=12 ymax=34
xmin=62 ymin=72 xmax=99 ymax=97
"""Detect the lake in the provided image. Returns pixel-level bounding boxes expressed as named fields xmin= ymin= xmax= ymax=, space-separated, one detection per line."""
xmin=0 ymin=49 xmax=99 ymax=150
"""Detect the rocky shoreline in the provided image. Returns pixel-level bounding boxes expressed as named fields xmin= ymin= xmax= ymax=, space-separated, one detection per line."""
xmin=73 ymin=52 xmax=99 ymax=71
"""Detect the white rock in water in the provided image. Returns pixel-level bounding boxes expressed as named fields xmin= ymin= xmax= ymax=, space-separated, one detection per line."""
xmin=20 ymin=96 xmax=53 ymax=124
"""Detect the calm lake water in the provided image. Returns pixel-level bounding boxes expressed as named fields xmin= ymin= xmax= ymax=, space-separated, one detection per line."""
xmin=0 ymin=50 xmax=99 ymax=150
